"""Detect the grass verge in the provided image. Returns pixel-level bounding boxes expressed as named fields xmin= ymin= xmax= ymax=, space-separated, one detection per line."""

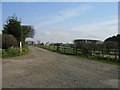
xmin=35 ymin=45 xmax=120 ymax=65
xmin=2 ymin=45 xmax=29 ymax=58
xmin=73 ymin=55 xmax=120 ymax=65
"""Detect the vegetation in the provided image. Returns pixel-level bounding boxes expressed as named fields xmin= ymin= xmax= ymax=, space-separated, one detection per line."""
xmin=104 ymin=34 xmax=120 ymax=60
xmin=2 ymin=34 xmax=17 ymax=49
xmin=2 ymin=15 xmax=35 ymax=45
xmin=2 ymin=15 xmax=22 ymax=42
xmin=0 ymin=35 xmax=1 ymax=48
xmin=105 ymin=34 xmax=120 ymax=42
xmin=75 ymin=55 xmax=120 ymax=65
xmin=35 ymin=45 xmax=120 ymax=65
xmin=2 ymin=45 xmax=29 ymax=58
xmin=22 ymin=25 xmax=34 ymax=43
xmin=1 ymin=15 xmax=34 ymax=58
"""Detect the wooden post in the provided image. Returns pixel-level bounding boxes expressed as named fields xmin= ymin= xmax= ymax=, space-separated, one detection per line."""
xmin=114 ymin=49 xmax=117 ymax=60
xmin=20 ymin=42 xmax=22 ymax=52
xmin=102 ymin=50 xmax=104 ymax=58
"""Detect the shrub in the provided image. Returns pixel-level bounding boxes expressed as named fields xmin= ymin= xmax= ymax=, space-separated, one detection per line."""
xmin=2 ymin=34 xmax=18 ymax=49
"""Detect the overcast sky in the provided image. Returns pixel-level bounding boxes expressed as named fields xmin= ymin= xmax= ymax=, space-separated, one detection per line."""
xmin=2 ymin=2 xmax=118 ymax=43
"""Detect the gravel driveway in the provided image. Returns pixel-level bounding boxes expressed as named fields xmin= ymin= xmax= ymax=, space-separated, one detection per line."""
xmin=2 ymin=46 xmax=119 ymax=88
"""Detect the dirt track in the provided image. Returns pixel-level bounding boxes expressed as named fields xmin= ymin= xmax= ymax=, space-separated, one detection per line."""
xmin=2 ymin=46 xmax=118 ymax=88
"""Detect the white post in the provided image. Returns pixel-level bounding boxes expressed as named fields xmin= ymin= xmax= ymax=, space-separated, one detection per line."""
xmin=20 ymin=42 xmax=22 ymax=52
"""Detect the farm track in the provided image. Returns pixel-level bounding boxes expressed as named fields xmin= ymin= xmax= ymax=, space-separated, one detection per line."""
xmin=2 ymin=46 xmax=119 ymax=88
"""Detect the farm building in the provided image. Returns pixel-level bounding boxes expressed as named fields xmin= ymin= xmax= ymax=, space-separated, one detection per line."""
xmin=26 ymin=41 xmax=35 ymax=45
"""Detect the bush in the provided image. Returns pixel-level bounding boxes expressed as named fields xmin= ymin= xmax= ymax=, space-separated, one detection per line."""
xmin=2 ymin=34 xmax=18 ymax=49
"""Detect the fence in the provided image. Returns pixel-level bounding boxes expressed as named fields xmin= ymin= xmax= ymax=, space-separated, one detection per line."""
xmin=37 ymin=45 xmax=119 ymax=62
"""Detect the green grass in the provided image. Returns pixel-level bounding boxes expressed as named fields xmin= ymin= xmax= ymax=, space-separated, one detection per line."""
xmin=35 ymin=45 xmax=56 ymax=52
xmin=35 ymin=45 xmax=120 ymax=65
xmin=2 ymin=45 xmax=29 ymax=58
xmin=74 ymin=55 xmax=120 ymax=65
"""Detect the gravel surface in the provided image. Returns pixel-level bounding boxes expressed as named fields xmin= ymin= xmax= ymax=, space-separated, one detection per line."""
xmin=2 ymin=46 xmax=119 ymax=88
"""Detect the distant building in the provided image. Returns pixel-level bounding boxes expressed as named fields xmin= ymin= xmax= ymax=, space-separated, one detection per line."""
xmin=37 ymin=41 xmax=41 ymax=45
xmin=26 ymin=41 xmax=35 ymax=45
xmin=45 ymin=42 xmax=50 ymax=46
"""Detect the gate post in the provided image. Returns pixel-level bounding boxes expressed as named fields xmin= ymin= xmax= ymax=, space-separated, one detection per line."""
xmin=20 ymin=42 xmax=22 ymax=52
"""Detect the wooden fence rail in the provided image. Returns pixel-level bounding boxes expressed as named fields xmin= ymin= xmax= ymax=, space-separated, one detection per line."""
xmin=38 ymin=45 xmax=119 ymax=62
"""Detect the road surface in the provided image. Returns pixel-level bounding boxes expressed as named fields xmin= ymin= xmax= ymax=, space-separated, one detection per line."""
xmin=2 ymin=46 xmax=118 ymax=88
